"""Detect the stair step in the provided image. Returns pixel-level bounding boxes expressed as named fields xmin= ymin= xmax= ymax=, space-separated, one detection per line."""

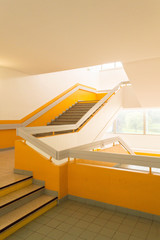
xmin=54 ymin=119 xmax=78 ymax=122
xmin=33 ymin=132 xmax=53 ymax=137
xmin=0 ymin=174 xmax=33 ymax=197
xmin=51 ymin=122 xmax=77 ymax=125
xmin=65 ymin=110 xmax=88 ymax=113
xmin=0 ymin=194 xmax=58 ymax=238
xmin=0 ymin=184 xmax=44 ymax=209
xmin=47 ymin=100 xmax=98 ymax=129
xmin=70 ymin=105 xmax=94 ymax=109
xmin=0 ymin=174 xmax=32 ymax=190
xmin=57 ymin=116 xmax=81 ymax=120
xmin=62 ymin=112 xmax=86 ymax=115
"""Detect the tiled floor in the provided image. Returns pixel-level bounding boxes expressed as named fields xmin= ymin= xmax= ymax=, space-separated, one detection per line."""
xmin=5 ymin=199 xmax=160 ymax=240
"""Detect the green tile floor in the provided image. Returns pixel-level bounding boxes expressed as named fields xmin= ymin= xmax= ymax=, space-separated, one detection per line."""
xmin=5 ymin=199 xmax=160 ymax=240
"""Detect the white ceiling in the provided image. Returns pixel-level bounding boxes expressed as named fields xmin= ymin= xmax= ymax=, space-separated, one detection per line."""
xmin=0 ymin=0 xmax=160 ymax=74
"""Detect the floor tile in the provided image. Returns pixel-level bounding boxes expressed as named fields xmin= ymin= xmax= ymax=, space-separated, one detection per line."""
xmin=26 ymin=232 xmax=45 ymax=240
xmin=79 ymin=229 xmax=97 ymax=240
xmin=86 ymin=222 xmax=102 ymax=233
xmin=67 ymin=226 xmax=83 ymax=237
xmin=100 ymin=227 xmax=115 ymax=238
xmin=75 ymin=220 xmax=90 ymax=229
xmin=112 ymin=231 xmax=130 ymax=240
xmin=56 ymin=222 xmax=72 ymax=232
xmin=46 ymin=229 xmax=64 ymax=239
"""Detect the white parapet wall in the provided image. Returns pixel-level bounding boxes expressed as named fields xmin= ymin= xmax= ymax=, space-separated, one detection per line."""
xmin=39 ymin=88 xmax=122 ymax=152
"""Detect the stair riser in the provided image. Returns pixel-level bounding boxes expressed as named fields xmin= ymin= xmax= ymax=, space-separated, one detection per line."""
xmin=0 ymin=200 xmax=57 ymax=240
xmin=0 ymin=178 xmax=33 ymax=198
xmin=70 ymin=106 xmax=93 ymax=109
xmin=0 ymin=188 xmax=45 ymax=217
xmin=54 ymin=120 xmax=79 ymax=122
xmin=66 ymin=110 xmax=89 ymax=113
xmin=56 ymin=118 xmax=81 ymax=121
xmin=52 ymin=122 xmax=77 ymax=125
xmin=72 ymin=105 xmax=95 ymax=108
xmin=47 ymin=101 xmax=97 ymax=126
xmin=61 ymin=113 xmax=86 ymax=116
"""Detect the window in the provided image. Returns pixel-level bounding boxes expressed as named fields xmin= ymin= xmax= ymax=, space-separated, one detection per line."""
xmin=116 ymin=109 xmax=144 ymax=134
xmin=146 ymin=109 xmax=160 ymax=135
xmin=88 ymin=62 xmax=123 ymax=71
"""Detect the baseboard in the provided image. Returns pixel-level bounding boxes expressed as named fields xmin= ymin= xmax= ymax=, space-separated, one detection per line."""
xmin=45 ymin=189 xmax=58 ymax=197
xmin=68 ymin=195 xmax=160 ymax=222
xmin=0 ymin=147 xmax=14 ymax=151
xmin=14 ymin=169 xmax=33 ymax=176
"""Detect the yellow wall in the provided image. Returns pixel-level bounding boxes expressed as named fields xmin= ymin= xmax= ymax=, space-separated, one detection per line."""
xmin=15 ymin=140 xmax=67 ymax=199
xmin=135 ymin=152 xmax=160 ymax=157
xmin=15 ymin=140 xmax=160 ymax=215
xmin=1 ymin=84 xmax=105 ymax=149
xmin=68 ymin=161 xmax=160 ymax=216
xmin=0 ymin=130 xmax=21 ymax=149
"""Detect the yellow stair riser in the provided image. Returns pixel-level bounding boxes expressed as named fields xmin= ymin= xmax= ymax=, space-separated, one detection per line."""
xmin=0 ymin=200 xmax=57 ymax=240
xmin=0 ymin=178 xmax=32 ymax=197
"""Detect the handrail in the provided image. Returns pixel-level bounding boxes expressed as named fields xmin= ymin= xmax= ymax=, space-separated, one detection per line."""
xmin=18 ymin=128 xmax=57 ymax=158
xmin=0 ymin=84 xmax=97 ymax=130
xmin=69 ymin=136 xmax=135 ymax=155
xmin=17 ymin=129 xmax=160 ymax=169
xmin=69 ymin=149 xmax=160 ymax=168
xmin=17 ymin=81 xmax=130 ymax=160
xmin=18 ymin=81 xmax=130 ymax=135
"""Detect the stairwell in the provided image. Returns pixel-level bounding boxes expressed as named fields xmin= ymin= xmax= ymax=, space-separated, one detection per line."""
xmin=34 ymin=100 xmax=98 ymax=137
xmin=49 ymin=101 xmax=97 ymax=126
xmin=0 ymin=173 xmax=58 ymax=239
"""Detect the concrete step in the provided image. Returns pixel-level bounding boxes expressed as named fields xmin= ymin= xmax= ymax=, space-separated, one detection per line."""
xmin=0 ymin=174 xmax=33 ymax=198
xmin=0 ymin=194 xmax=58 ymax=239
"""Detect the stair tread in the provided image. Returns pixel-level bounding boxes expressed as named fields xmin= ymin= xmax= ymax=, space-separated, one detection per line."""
xmin=0 ymin=174 xmax=32 ymax=190
xmin=0 ymin=194 xmax=57 ymax=231
xmin=0 ymin=184 xmax=44 ymax=208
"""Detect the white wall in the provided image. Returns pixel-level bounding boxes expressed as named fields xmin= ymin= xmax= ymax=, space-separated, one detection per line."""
xmin=0 ymin=67 xmax=99 ymax=120
xmin=122 ymin=85 xmax=141 ymax=108
xmin=98 ymin=68 xmax=129 ymax=90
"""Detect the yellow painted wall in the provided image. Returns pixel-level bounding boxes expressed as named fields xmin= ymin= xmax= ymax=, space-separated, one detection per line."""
xmin=0 ymin=130 xmax=21 ymax=149
xmin=135 ymin=152 xmax=160 ymax=157
xmin=15 ymin=140 xmax=67 ymax=198
xmin=68 ymin=162 xmax=160 ymax=215
xmin=96 ymin=93 xmax=106 ymax=100
xmin=1 ymin=84 xmax=105 ymax=149
xmin=15 ymin=140 xmax=160 ymax=215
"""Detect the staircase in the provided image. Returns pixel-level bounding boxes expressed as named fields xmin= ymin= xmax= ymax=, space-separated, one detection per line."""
xmin=34 ymin=101 xmax=98 ymax=137
xmin=49 ymin=100 xmax=98 ymax=126
xmin=0 ymin=173 xmax=58 ymax=239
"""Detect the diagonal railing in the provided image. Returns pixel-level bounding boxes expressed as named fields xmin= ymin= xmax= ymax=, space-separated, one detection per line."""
xmin=0 ymin=84 xmax=98 ymax=130
xmin=16 ymin=81 xmax=134 ymax=161
xmin=18 ymin=81 xmax=130 ymax=135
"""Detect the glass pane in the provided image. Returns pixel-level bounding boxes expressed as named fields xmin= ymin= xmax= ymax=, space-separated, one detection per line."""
xmin=146 ymin=109 xmax=160 ymax=135
xmin=116 ymin=110 xmax=144 ymax=134
xmin=106 ymin=124 xmax=113 ymax=133
xmin=88 ymin=65 xmax=101 ymax=71
xmin=102 ymin=63 xmax=115 ymax=70
xmin=115 ymin=62 xmax=123 ymax=68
